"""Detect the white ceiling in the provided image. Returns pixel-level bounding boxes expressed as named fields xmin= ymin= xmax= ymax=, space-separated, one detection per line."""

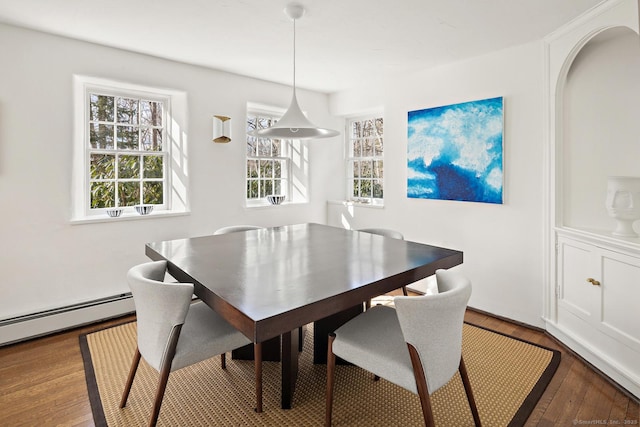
xmin=0 ymin=0 xmax=605 ymax=93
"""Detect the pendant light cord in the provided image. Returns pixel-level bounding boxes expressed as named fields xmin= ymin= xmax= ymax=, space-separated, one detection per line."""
xmin=292 ymin=17 xmax=296 ymax=91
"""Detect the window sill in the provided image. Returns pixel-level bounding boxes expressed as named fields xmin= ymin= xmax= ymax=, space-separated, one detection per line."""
xmin=327 ymin=200 xmax=385 ymax=209
xmin=244 ymin=200 xmax=307 ymax=209
xmin=70 ymin=209 xmax=190 ymax=225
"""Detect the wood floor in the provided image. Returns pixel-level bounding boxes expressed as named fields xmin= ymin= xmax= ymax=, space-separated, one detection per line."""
xmin=0 ymin=308 xmax=638 ymax=426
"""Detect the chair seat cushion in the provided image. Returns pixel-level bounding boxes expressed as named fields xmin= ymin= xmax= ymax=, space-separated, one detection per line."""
xmin=171 ymin=301 xmax=252 ymax=371
xmin=332 ymin=305 xmax=418 ymax=394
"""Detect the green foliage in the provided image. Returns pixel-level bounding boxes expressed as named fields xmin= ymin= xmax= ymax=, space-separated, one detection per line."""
xmin=91 ymin=182 xmax=115 ymax=208
xmin=118 ymin=182 xmax=140 ymax=206
xmin=143 ymin=182 xmax=163 ymax=204
xmin=88 ymin=93 xmax=166 ymax=210
xmin=119 ymin=155 xmax=139 ymax=179
xmin=246 ymin=113 xmax=287 ymax=200
xmin=90 ymin=154 xmax=115 ymax=179
xmin=349 ymin=116 xmax=384 ymax=202
xmin=144 ymin=156 xmax=163 ymax=178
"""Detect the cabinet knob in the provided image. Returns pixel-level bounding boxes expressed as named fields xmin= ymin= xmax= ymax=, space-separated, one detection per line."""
xmin=586 ymin=278 xmax=601 ymax=286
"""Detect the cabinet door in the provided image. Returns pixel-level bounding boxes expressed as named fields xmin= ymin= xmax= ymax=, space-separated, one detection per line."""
xmin=557 ymin=237 xmax=601 ymax=322
xmin=600 ymin=249 xmax=640 ymax=351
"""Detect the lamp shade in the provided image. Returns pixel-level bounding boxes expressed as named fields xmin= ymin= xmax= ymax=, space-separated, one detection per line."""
xmin=249 ymin=92 xmax=339 ymax=139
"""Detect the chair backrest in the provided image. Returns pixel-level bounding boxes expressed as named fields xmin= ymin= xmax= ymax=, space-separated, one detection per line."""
xmin=214 ymin=225 xmax=263 ymax=235
xmin=358 ymin=228 xmax=404 ymax=240
xmin=127 ymin=260 xmax=194 ymax=371
xmin=394 ymin=268 xmax=471 ymax=393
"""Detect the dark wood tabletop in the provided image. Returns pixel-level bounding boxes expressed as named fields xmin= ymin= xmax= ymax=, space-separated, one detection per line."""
xmin=145 ymin=223 xmax=463 ymax=343
xmin=145 ymin=222 xmax=463 ymax=409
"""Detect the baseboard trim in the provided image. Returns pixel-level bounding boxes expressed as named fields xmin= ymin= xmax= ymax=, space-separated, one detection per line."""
xmin=466 ymin=305 xmax=546 ymax=332
xmin=545 ymin=322 xmax=640 ymax=402
xmin=0 ymin=294 xmax=135 ymax=346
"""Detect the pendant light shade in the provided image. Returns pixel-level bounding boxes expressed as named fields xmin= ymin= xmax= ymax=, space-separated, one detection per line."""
xmin=249 ymin=3 xmax=339 ymax=140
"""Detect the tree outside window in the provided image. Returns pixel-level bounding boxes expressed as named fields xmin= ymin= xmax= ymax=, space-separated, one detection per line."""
xmin=246 ymin=112 xmax=290 ymax=203
xmin=88 ymin=93 xmax=166 ymax=209
xmin=347 ymin=116 xmax=384 ymax=204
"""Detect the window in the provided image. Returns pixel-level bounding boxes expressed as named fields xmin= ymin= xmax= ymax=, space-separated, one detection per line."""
xmin=72 ymin=76 xmax=188 ymax=222
xmin=88 ymin=94 xmax=166 ymax=209
xmin=246 ymin=112 xmax=289 ymax=201
xmin=347 ymin=115 xmax=384 ymax=204
xmin=246 ymin=104 xmax=309 ymax=206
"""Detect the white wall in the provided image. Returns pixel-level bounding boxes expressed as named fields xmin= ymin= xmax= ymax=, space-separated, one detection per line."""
xmin=0 ymin=24 xmax=342 ymax=320
xmin=328 ymin=41 xmax=547 ymax=327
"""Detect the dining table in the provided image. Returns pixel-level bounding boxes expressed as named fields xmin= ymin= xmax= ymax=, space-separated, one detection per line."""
xmin=145 ymin=222 xmax=463 ymax=410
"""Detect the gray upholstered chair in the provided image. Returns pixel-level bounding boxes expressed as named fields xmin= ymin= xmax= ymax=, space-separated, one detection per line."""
xmin=119 ymin=260 xmax=257 ymax=426
xmin=325 ymin=269 xmax=481 ymax=427
xmin=214 ymin=225 xmax=263 ymax=235
xmin=357 ymin=228 xmax=408 ymax=305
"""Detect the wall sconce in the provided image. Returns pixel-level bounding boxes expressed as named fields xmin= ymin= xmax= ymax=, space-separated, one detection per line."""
xmin=212 ymin=115 xmax=231 ymax=143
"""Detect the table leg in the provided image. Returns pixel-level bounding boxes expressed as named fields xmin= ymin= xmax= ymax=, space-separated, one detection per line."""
xmin=232 ymin=335 xmax=281 ymax=361
xmin=280 ymin=327 xmax=300 ymax=409
xmin=313 ymin=304 xmax=363 ymax=364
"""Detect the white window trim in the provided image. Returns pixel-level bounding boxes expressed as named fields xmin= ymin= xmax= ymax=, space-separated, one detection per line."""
xmin=245 ymin=102 xmax=309 ymax=208
xmin=345 ymin=113 xmax=385 ymax=207
xmin=71 ymin=75 xmax=190 ymax=223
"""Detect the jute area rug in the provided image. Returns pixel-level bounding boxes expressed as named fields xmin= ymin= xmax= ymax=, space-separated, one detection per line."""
xmin=80 ymin=321 xmax=560 ymax=426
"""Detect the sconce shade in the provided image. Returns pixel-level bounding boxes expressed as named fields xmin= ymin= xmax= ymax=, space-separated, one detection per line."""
xmin=213 ymin=115 xmax=231 ymax=143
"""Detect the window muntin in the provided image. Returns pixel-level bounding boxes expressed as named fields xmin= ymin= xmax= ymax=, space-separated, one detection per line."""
xmin=87 ymin=92 xmax=167 ymax=211
xmin=246 ymin=112 xmax=291 ymax=203
xmin=347 ymin=116 xmax=384 ymax=203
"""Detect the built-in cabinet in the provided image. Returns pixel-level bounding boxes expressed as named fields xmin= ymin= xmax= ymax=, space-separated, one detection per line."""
xmin=555 ymin=230 xmax=640 ymax=397
xmin=545 ymin=0 xmax=640 ymax=399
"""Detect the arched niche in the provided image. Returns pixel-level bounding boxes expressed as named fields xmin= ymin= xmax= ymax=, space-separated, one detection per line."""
xmin=561 ymin=26 xmax=640 ymax=233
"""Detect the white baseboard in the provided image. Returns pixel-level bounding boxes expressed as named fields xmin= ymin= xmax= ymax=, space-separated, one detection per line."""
xmin=546 ymin=322 xmax=640 ymax=399
xmin=0 ymin=294 xmax=135 ymax=346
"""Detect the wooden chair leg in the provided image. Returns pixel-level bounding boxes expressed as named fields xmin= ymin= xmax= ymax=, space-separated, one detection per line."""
xmin=459 ymin=356 xmax=482 ymax=426
xmin=325 ymin=333 xmax=337 ymax=427
xmin=402 ymin=286 xmax=408 ymax=296
xmin=120 ymin=347 xmax=142 ymax=408
xmin=254 ymin=342 xmax=263 ymax=413
xmin=407 ymin=343 xmax=436 ymax=427
xmin=221 ymin=353 xmax=226 ymax=369
xmin=148 ymin=324 xmax=181 ymax=427
xmin=149 ymin=361 xmax=172 ymax=427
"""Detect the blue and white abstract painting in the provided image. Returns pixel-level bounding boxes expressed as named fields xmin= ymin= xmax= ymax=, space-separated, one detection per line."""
xmin=407 ymin=97 xmax=504 ymax=204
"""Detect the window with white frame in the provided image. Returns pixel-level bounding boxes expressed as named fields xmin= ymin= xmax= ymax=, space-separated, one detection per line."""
xmin=88 ymin=93 xmax=166 ymax=208
xmin=347 ymin=115 xmax=384 ymax=204
xmin=72 ymin=76 xmax=189 ymax=221
xmin=246 ymin=108 xmax=292 ymax=204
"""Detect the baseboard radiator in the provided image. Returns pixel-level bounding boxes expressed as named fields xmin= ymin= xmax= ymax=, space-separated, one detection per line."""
xmin=0 ymin=293 xmax=135 ymax=346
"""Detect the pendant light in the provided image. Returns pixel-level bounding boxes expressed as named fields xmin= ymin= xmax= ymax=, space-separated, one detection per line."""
xmin=249 ymin=3 xmax=339 ymax=140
